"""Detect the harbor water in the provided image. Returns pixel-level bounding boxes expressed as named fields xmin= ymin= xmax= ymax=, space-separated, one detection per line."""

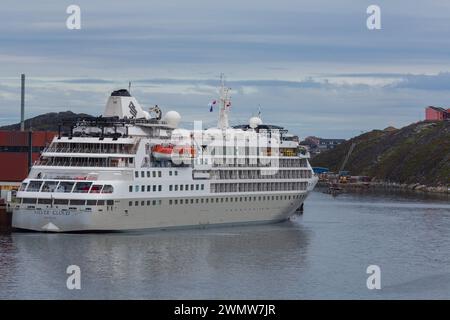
xmin=0 ymin=191 xmax=449 ymax=299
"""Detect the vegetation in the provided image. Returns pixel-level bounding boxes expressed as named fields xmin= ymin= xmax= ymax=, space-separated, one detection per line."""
xmin=0 ymin=111 xmax=92 ymax=131
xmin=311 ymin=121 xmax=450 ymax=186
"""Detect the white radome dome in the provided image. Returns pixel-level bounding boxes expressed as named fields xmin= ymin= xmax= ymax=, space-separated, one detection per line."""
xmin=164 ymin=111 xmax=181 ymax=127
xmin=249 ymin=116 xmax=262 ymax=129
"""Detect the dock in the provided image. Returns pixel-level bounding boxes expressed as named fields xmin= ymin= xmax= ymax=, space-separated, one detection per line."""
xmin=0 ymin=207 xmax=12 ymax=232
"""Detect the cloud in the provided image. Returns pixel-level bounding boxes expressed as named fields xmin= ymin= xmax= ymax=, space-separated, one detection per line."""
xmin=1 ymin=72 xmax=448 ymax=139
xmin=322 ymin=72 xmax=450 ymax=91
xmin=134 ymin=78 xmax=331 ymax=89
xmin=2 ymin=0 xmax=450 ymax=77
xmin=56 ymin=78 xmax=116 ymax=84
xmin=1 ymin=1 xmax=450 ymax=137
xmin=328 ymin=73 xmax=406 ymax=79
xmin=387 ymin=72 xmax=450 ymax=91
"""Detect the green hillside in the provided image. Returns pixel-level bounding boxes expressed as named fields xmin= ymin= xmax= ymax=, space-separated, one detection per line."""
xmin=0 ymin=111 xmax=92 ymax=131
xmin=311 ymin=121 xmax=450 ymax=186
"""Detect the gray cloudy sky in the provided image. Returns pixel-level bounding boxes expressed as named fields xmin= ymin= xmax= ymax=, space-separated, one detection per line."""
xmin=1 ymin=0 xmax=450 ymax=138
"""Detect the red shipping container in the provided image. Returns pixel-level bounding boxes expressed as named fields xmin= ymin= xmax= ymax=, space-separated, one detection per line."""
xmin=0 ymin=131 xmax=56 ymax=182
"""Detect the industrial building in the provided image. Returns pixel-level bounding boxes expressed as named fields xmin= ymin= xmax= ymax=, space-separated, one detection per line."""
xmin=0 ymin=131 xmax=56 ymax=205
xmin=425 ymin=106 xmax=450 ymax=121
xmin=299 ymin=136 xmax=346 ymax=156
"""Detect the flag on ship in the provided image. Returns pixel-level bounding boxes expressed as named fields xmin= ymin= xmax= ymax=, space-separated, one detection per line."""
xmin=208 ymin=100 xmax=216 ymax=112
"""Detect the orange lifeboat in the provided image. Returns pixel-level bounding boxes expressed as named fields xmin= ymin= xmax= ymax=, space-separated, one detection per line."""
xmin=151 ymin=144 xmax=197 ymax=161
xmin=151 ymin=144 xmax=174 ymax=160
xmin=173 ymin=145 xmax=197 ymax=158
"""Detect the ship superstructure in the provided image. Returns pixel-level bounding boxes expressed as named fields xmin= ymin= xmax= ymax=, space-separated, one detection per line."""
xmin=11 ymin=82 xmax=318 ymax=232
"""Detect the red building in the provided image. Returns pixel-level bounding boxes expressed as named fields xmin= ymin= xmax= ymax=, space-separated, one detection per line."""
xmin=425 ymin=106 xmax=450 ymax=121
xmin=0 ymin=131 xmax=56 ymax=182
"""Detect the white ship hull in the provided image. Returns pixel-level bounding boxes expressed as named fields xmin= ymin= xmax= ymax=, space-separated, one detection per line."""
xmin=12 ymin=192 xmax=311 ymax=232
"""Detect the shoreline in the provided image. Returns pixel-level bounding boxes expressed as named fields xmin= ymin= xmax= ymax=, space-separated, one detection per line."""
xmin=317 ymin=180 xmax=449 ymax=196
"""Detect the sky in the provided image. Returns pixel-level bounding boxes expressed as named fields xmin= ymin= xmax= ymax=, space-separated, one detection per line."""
xmin=1 ymin=0 xmax=450 ymax=138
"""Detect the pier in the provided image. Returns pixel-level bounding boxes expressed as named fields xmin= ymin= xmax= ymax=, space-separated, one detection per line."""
xmin=0 ymin=207 xmax=12 ymax=232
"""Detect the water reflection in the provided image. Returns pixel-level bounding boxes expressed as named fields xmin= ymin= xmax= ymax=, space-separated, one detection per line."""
xmin=1 ymin=190 xmax=449 ymax=299
xmin=0 ymin=221 xmax=310 ymax=299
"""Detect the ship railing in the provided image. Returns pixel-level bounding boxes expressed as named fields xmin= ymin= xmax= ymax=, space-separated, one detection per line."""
xmin=44 ymin=138 xmax=140 ymax=154
xmin=43 ymin=146 xmax=136 ymax=154
xmin=33 ymin=159 xmax=133 ymax=168
xmin=214 ymin=170 xmax=311 ymax=180
xmin=212 ymin=163 xmax=274 ymax=168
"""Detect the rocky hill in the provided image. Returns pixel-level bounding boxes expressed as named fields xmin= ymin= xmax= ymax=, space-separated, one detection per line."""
xmin=0 ymin=111 xmax=92 ymax=131
xmin=311 ymin=121 xmax=450 ymax=186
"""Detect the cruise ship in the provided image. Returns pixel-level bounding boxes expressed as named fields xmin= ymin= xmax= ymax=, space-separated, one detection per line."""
xmin=10 ymin=80 xmax=318 ymax=232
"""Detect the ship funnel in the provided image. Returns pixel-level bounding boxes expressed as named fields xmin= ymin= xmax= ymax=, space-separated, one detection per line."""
xmin=103 ymin=89 xmax=150 ymax=119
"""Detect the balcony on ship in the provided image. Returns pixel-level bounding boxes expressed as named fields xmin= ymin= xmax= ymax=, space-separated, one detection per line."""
xmin=43 ymin=140 xmax=139 ymax=155
xmin=34 ymin=156 xmax=135 ymax=168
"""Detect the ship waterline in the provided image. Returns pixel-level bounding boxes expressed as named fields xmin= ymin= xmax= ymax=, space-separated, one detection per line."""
xmin=9 ymin=83 xmax=318 ymax=232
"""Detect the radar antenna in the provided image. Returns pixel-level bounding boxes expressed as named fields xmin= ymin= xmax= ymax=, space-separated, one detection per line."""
xmin=149 ymin=105 xmax=162 ymax=120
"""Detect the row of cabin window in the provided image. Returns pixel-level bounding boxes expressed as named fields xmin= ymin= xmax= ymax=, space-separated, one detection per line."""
xmin=19 ymin=198 xmax=114 ymax=206
xmin=128 ymin=184 xmax=205 ymax=192
xmin=129 ymin=185 xmax=163 ymax=192
xmin=211 ymin=181 xmax=308 ymax=193
xmin=21 ymin=194 xmax=302 ymax=207
xmin=135 ymin=170 xmax=178 ymax=178
xmin=168 ymin=194 xmax=302 ymax=205
xmin=169 ymin=184 xmax=204 ymax=191
xmin=22 ymin=180 xmax=113 ymax=194
xmin=129 ymin=199 xmax=162 ymax=207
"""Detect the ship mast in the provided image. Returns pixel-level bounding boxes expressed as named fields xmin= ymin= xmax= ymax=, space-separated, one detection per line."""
xmin=217 ymin=73 xmax=231 ymax=130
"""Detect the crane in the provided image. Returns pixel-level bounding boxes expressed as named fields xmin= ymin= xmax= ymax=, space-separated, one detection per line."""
xmin=339 ymin=142 xmax=356 ymax=176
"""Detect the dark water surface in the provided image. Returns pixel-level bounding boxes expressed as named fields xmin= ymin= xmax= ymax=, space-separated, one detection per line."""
xmin=1 ymin=191 xmax=449 ymax=299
